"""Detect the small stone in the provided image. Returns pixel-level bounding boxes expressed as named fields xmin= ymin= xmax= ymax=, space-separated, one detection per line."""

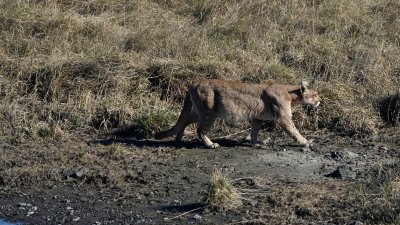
xmin=73 ymin=217 xmax=80 ymax=222
xmin=331 ymin=150 xmax=359 ymax=160
xmin=66 ymin=206 xmax=73 ymax=210
xmin=27 ymin=211 xmax=34 ymax=216
xmin=262 ymin=137 xmax=272 ymax=145
xmin=18 ymin=203 xmax=27 ymax=207
xmin=67 ymin=166 xmax=89 ymax=180
xmin=380 ymin=146 xmax=389 ymax=151
xmin=250 ymin=200 xmax=258 ymax=206
xmin=193 ymin=214 xmax=202 ymax=220
xmin=300 ymin=147 xmax=310 ymax=153
xmin=325 ymin=165 xmax=356 ymax=180
xmin=221 ymin=165 xmax=235 ymax=173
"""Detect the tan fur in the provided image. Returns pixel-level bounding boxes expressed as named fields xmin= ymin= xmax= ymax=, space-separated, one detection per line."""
xmin=155 ymin=79 xmax=321 ymax=148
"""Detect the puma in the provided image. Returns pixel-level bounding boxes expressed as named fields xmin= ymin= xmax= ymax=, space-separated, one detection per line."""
xmin=155 ymin=79 xmax=320 ymax=148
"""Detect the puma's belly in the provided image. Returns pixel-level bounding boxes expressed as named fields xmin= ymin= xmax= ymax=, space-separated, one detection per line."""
xmin=217 ymin=99 xmax=272 ymax=125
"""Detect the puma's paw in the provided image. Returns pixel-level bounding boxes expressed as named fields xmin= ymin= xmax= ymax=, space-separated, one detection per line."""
xmin=244 ymin=134 xmax=251 ymax=141
xmin=308 ymin=139 xmax=315 ymax=147
xmin=302 ymin=139 xmax=315 ymax=148
xmin=252 ymin=142 xmax=267 ymax=149
xmin=208 ymin=143 xmax=220 ymax=149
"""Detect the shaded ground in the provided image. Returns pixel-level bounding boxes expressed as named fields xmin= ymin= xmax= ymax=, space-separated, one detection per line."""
xmin=0 ymin=131 xmax=399 ymax=224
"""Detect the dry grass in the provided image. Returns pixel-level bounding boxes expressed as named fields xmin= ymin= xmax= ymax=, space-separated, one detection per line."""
xmin=206 ymin=168 xmax=242 ymax=211
xmin=0 ymin=0 xmax=400 ymax=140
xmin=0 ymin=138 xmax=165 ymax=191
xmin=350 ymin=162 xmax=400 ymax=223
xmin=227 ymin=179 xmax=351 ymax=224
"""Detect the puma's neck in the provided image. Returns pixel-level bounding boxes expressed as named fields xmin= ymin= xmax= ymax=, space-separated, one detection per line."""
xmin=287 ymin=85 xmax=303 ymax=105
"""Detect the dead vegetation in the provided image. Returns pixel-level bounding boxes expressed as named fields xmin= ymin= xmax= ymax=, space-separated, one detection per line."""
xmin=206 ymin=168 xmax=242 ymax=211
xmin=0 ymin=0 xmax=399 ymax=141
xmin=350 ymin=162 xmax=400 ymax=223
xmin=0 ymin=1 xmax=400 ymax=222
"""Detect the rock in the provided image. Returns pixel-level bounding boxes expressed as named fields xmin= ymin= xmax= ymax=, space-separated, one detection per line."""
xmin=67 ymin=166 xmax=89 ymax=180
xmin=300 ymin=147 xmax=310 ymax=153
xmin=325 ymin=165 xmax=356 ymax=180
xmin=350 ymin=220 xmax=363 ymax=225
xmin=331 ymin=150 xmax=359 ymax=160
xmin=73 ymin=217 xmax=80 ymax=222
xmin=18 ymin=203 xmax=28 ymax=207
xmin=193 ymin=214 xmax=202 ymax=220
xmin=379 ymin=146 xmax=389 ymax=151
xmin=221 ymin=165 xmax=235 ymax=173
xmin=295 ymin=207 xmax=312 ymax=217
xmin=27 ymin=211 xmax=34 ymax=216
xmin=262 ymin=137 xmax=272 ymax=145
xmin=249 ymin=200 xmax=258 ymax=206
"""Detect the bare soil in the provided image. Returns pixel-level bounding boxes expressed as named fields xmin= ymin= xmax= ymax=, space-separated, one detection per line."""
xmin=0 ymin=131 xmax=399 ymax=225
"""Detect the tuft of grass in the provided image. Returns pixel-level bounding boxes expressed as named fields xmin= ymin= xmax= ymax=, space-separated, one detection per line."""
xmin=108 ymin=143 xmax=126 ymax=155
xmin=206 ymin=168 xmax=242 ymax=211
xmin=75 ymin=151 xmax=88 ymax=160
xmin=131 ymin=109 xmax=177 ymax=139
xmin=33 ymin=122 xmax=65 ymax=140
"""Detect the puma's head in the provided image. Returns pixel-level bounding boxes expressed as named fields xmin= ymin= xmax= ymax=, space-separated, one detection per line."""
xmin=300 ymin=81 xmax=321 ymax=108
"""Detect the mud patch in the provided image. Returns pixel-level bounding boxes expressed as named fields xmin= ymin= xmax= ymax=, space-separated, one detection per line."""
xmin=0 ymin=134 xmax=400 ymax=224
xmin=256 ymin=150 xmax=333 ymax=179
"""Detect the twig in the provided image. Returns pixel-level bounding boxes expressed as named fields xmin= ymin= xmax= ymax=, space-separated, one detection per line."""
xmin=229 ymin=219 xmax=264 ymax=225
xmin=233 ymin=177 xmax=259 ymax=181
xmin=164 ymin=206 xmax=204 ymax=221
xmin=215 ymin=128 xmax=251 ymax=139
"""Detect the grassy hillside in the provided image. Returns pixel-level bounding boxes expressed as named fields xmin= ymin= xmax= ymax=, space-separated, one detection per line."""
xmin=1 ymin=0 xmax=399 ymax=141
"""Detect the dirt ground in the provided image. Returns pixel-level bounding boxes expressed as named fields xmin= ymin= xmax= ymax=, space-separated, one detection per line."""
xmin=0 ymin=130 xmax=399 ymax=225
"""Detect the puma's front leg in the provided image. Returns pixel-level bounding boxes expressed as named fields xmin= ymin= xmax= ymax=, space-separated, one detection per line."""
xmin=278 ymin=116 xmax=309 ymax=147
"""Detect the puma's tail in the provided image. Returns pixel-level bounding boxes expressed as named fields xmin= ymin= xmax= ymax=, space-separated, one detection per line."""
xmin=154 ymin=91 xmax=193 ymax=140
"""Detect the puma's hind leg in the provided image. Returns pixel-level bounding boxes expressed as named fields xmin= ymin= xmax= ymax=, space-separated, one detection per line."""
xmin=175 ymin=111 xmax=198 ymax=141
xmin=196 ymin=116 xmax=219 ymax=148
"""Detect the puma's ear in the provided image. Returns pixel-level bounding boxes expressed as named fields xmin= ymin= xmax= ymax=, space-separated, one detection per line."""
xmin=300 ymin=80 xmax=308 ymax=93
